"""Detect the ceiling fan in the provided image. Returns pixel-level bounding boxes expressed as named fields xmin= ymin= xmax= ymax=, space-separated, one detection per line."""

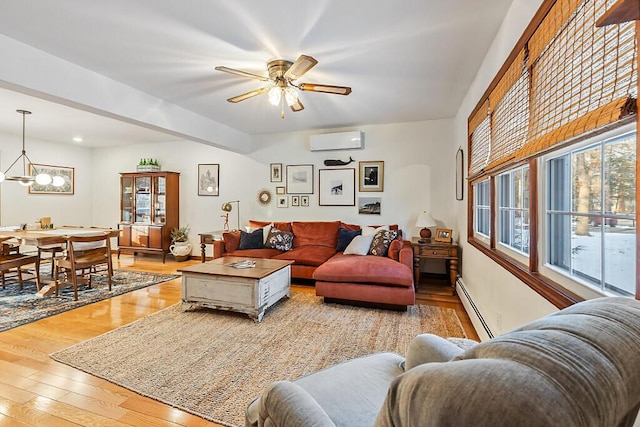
xmin=215 ymin=55 xmax=352 ymax=118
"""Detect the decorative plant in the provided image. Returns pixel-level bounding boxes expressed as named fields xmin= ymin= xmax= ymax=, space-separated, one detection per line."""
xmin=170 ymin=225 xmax=190 ymax=243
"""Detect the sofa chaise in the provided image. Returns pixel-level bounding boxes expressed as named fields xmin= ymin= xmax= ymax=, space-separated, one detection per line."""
xmin=212 ymin=220 xmax=415 ymax=308
xmin=246 ymin=296 xmax=640 ymax=427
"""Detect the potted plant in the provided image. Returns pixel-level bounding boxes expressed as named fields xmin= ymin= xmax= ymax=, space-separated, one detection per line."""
xmin=170 ymin=225 xmax=191 ymax=261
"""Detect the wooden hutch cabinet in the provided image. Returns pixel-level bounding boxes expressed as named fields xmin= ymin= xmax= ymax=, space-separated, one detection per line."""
xmin=118 ymin=171 xmax=180 ymax=262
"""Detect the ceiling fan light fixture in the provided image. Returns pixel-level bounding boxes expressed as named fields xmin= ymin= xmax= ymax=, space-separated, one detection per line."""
xmin=268 ymin=86 xmax=281 ymax=106
xmin=284 ymin=87 xmax=299 ymax=107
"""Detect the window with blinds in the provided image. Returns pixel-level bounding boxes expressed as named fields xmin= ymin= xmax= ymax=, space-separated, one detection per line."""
xmin=468 ymin=0 xmax=637 ymax=180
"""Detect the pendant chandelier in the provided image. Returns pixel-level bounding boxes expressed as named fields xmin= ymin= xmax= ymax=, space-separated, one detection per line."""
xmin=0 ymin=110 xmax=62 ymax=187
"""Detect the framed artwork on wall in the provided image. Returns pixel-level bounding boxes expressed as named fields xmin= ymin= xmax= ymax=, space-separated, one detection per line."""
xmin=198 ymin=164 xmax=219 ymax=196
xmin=276 ymin=186 xmax=286 ymax=195
xmin=277 ymin=195 xmax=288 ymax=208
xmin=319 ymin=168 xmax=355 ymax=206
xmin=286 ymin=164 xmax=314 ymax=194
xmin=358 ymin=197 xmax=381 ymax=215
xmin=291 ymin=195 xmax=300 ymax=206
xmin=270 ymin=163 xmax=283 ymax=182
xmin=358 ymin=161 xmax=384 ymax=192
xmin=301 ymin=195 xmax=309 ymax=207
xmin=28 ymin=163 xmax=74 ymax=195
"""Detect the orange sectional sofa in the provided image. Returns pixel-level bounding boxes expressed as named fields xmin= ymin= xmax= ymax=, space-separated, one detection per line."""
xmin=212 ymin=220 xmax=415 ymax=309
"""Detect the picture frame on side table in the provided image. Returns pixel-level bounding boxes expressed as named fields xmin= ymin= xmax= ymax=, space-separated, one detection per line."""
xmin=435 ymin=228 xmax=453 ymax=243
xmin=456 ymin=147 xmax=464 ymax=201
xmin=286 ymin=164 xmax=314 ymax=194
xmin=270 ymin=163 xmax=283 ymax=182
xmin=358 ymin=161 xmax=384 ymax=192
xmin=277 ymin=195 xmax=288 ymax=208
xmin=197 ymin=163 xmax=219 ymax=196
xmin=28 ymin=163 xmax=74 ymax=195
xmin=319 ymin=168 xmax=355 ymax=206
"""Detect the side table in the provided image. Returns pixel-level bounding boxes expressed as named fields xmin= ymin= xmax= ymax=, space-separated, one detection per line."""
xmin=199 ymin=230 xmax=225 ymax=262
xmin=411 ymin=238 xmax=459 ymax=294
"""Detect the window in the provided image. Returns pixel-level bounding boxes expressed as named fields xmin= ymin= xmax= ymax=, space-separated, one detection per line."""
xmin=545 ymin=131 xmax=636 ymax=297
xmin=498 ymin=166 xmax=530 ymax=255
xmin=474 ymin=179 xmax=491 ymax=239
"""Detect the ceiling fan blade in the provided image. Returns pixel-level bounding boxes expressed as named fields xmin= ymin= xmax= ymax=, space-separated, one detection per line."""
xmin=299 ymin=83 xmax=352 ymax=95
xmin=290 ymin=98 xmax=304 ymax=112
xmin=227 ymin=87 xmax=269 ymax=103
xmin=284 ymin=55 xmax=318 ymax=80
xmin=215 ymin=66 xmax=270 ymax=82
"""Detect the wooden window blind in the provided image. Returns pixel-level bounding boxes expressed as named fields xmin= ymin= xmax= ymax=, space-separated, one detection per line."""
xmin=468 ymin=0 xmax=637 ymax=177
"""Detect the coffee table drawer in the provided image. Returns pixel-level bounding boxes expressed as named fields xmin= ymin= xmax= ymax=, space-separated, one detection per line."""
xmin=184 ymin=274 xmax=255 ymax=307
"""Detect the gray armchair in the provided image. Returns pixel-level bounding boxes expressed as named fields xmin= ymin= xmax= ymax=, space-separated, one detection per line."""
xmin=246 ymin=297 xmax=640 ymax=427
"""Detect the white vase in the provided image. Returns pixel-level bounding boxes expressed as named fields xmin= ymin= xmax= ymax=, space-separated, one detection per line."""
xmin=170 ymin=241 xmax=192 ymax=257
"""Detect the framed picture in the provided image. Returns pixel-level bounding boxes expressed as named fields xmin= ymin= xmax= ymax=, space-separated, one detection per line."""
xmin=291 ymin=195 xmax=300 ymax=206
xmin=456 ymin=147 xmax=464 ymax=201
xmin=198 ymin=164 xmax=219 ymax=196
xmin=358 ymin=197 xmax=381 ymax=215
xmin=28 ymin=163 xmax=74 ymax=194
xmin=286 ymin=164 xmax=314 ymax=194
xmin=277 ymin=195 xmax=288 ymax=208
xmin=358 ymin=161 xmax=384 ymax=192
xmin=435 ymin=228 xmax=453 ymax=243
xmin=276 ymin=186 xmax=286 ymax=195
xmin=270 ymin=163 xmax=282 ymax=182
xmin=319 ymin=168 xmax=355 ymax=206
xmin=301 ymin=196 xmax=309 ymax=207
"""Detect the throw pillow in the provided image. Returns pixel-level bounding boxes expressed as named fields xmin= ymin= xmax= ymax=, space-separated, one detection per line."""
xmin=265 ymin=228 xmax=294 ymax=251
xmin=336 ymin=227 xmax=362 ymax=252
xmin=343 ymin=234 xmax=376 ymax=256
xmin=246 ymin=223 xmax=273 ymax=245
xmin=369 ymin=229 xmax=399 ymax=257
xmin=238 ymin=229 xmax=264 ymax=250
xmin=361 ymin=225 xmax=388 ymax=237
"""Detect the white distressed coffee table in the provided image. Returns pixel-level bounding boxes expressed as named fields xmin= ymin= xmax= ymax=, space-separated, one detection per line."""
xmin=178 ymin=257 xmax=293 ymax=322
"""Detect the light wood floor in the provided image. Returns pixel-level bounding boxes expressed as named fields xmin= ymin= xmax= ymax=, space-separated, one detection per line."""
xmin=0 ymin=255 xmax=478 ymax=426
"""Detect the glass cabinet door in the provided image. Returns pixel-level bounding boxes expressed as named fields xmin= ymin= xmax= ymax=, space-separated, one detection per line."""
xmin=121 ymin=177 xmax=134 ymax=222
xmin=153 ymin=176 xmax=167 ymax=224
xmin=135 ymin=176 xmax=152 ymax=223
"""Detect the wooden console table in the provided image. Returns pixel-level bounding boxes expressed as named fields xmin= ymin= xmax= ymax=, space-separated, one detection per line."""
xmin=411 ymin=238 xmax=459 ymax=294
xmin=199 ymin=230 xmax=225 ymax=262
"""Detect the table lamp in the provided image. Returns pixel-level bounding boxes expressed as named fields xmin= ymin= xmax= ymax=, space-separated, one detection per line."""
xmin=221 ymin=200 xmax=240 ymax=231
xmin=415 ymin=211 xmax=436 ymax=242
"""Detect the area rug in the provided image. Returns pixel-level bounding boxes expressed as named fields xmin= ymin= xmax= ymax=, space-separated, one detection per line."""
xmin=0 ymin=270 xmax=179 ymax=332
xmin=51 ymin=291 xmax=466 ymax=427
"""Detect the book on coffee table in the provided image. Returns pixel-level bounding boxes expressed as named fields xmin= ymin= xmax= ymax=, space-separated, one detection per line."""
xmin=226 ymin=259 xmax=256 ymax=269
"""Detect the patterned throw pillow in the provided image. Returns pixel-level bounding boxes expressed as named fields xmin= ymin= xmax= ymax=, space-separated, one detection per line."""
xmin=368 ymin=229 xmax=399 ymax=257
xmin=265 ymin=228 xmax=294 ymax=251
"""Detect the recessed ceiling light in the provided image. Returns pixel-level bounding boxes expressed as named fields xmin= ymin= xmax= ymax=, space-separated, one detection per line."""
xmin=72 ymin=136 xmax=83 ymax=143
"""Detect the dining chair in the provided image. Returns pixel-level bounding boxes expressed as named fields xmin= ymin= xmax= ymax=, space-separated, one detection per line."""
xmin=0 ymin=237 xmax=41 ymax=290
xmin=53 ymin=232 xmax=114 ymax=301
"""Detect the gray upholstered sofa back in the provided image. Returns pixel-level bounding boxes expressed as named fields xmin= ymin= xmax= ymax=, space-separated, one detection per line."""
xmin=375 ymin=297 xmax=640 ymax=427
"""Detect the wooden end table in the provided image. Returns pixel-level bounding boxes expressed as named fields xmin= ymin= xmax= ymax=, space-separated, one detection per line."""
xmin=198 ymin=230 xmax=225 ymax=262
xmin=411 ymin=238 xmax=459 ymax=295
xmin=178 ymin=257 xmax=293 ymax=322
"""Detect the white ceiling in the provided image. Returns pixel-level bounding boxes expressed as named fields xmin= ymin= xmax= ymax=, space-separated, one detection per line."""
xmin=0 ymin=0 xmax=514 ymax=148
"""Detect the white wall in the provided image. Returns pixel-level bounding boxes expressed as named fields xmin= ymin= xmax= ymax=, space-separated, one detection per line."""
xmin=0 ymin=134 xmax=93 ymax=228
xmin=453 ymin=0 xmax=557 ymax=337
xmin=89 ymin=119 xmax=455 ymax=258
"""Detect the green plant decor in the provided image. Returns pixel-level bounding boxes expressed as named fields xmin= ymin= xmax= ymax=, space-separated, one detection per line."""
xmin=170 ymin=225 xmax=190 ymax=243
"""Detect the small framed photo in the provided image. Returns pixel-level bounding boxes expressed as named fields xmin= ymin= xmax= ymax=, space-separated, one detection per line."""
xmin=291 ymin=195 xmax=300 ymax=206
xmin=277 ymin=195 xmax=288 ymax=208
xmin=358 ymin=197 xmax=381 ymax=215
xmin=435 ymin=228 xmax=453 ymax=243
xmin=319 ymin=168 xmax=356 ymax=206
xmin=286 ymin=164 xmax=314 ymax=194
xmin=276 ymin=186 xmax=286 ymax=195
xmin=359 ymin=161 xmax=384 ymax=192
xmin=301 ymin=196 xmax=309 ymax=207
xmin=198 ymin=164 xmax=219 ymax=196
xmin=271 ymin=163 xmax=283 ymax=182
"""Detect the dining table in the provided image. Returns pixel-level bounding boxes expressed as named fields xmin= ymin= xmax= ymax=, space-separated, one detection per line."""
xmin=0 ymin=227 xmax=120 ymax=296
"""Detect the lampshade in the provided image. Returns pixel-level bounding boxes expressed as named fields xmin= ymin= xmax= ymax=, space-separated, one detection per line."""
xmin=416 ymin=211 xmax=436 ymax=241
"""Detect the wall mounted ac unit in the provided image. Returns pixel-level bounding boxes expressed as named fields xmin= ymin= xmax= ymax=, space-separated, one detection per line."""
xmin=309 ymin=131 xmax=364 ymax=151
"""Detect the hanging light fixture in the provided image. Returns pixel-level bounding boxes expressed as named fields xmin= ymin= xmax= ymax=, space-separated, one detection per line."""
xmin=0 ymin=110 xmax=52 ymax=187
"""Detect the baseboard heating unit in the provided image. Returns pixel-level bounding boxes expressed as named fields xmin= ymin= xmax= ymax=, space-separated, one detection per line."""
xmin=456 ymin=277 xmax=493 ymax=340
